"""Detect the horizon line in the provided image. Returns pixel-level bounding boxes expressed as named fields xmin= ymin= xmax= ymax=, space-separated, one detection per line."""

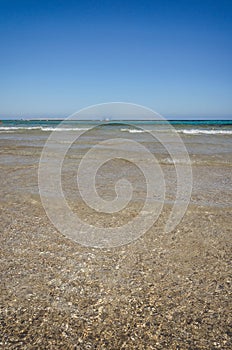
xmin=1 ymin=118 xmax=232 ymax=122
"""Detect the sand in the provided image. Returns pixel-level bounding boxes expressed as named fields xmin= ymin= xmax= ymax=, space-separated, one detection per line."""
xmin=0 ymin=130 xmax=231 ymax=349
xmin=1 ymin=195 xmax=231 ymax=349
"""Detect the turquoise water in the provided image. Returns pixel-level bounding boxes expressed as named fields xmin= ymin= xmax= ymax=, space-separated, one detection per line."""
xmin=1 ymin=119 xmax=232 ymax=126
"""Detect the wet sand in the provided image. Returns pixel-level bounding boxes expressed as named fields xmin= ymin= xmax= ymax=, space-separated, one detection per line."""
xmin=0 ymin=130 xmax=232 ymax=349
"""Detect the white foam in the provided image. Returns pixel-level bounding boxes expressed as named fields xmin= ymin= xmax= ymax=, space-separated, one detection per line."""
xmin=0 ymin=126 xmax=90 ymax=132
xmin=120 ymin=128 xmax=146 ymax=133
xmin=177 ymin=129 xmax=232 ymax=135
xmin=121 ymin=127 xmax=232 ymax=135
xmin=0 ymin=126 xmax=231 ymax=135
xmin=41 ymin=127 xmax=89 ymax=132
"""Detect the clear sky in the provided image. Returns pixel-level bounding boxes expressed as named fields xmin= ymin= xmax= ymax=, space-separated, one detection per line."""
xmin=0 ymin=0 xmax=232 ymax=119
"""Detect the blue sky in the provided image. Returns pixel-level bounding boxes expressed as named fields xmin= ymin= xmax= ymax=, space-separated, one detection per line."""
xmin=0 ymin=0 xmax=232 ymax=119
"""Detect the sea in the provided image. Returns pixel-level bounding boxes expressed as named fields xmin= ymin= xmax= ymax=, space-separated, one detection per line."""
xmin=1 ymin=120 xmax=232 ymax=348
xmin=0 ymin=119 xmax=231 ymax=214
xmin=1 ymin=118 xmax=232 ymax=328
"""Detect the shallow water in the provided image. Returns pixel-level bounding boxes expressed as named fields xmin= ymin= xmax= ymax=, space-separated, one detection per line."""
xmin=1 ymin=120 xmax=232 ymax=348
xmin=0 ymin=120 xmax=231 ymax=209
